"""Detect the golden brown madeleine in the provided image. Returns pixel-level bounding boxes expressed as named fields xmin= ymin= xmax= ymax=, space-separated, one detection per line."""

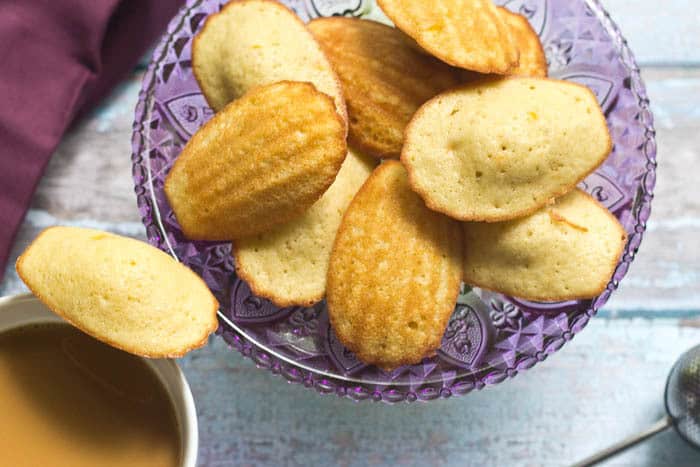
xmin=402 ymin=77 xmax=611 ymax=222
xmin=498 ymin=7 xmax=547 ymax=77
xmin=165 ymin=81 xmax=347 ymax=240
xmin=376 ymin=0 xmax=519 ymax=74
xmin=234 ymin=148 xmax=375 ymax=307
xmin=327 ymin=161 xmax=463 ymax=370
xmin=463 ymin=190 xmax=627 ymax=301
xmin=308 ymin=17 xmax=459 ymax=159
xmin=192 ymin=0 xmax=347 ymax=126
xmin=16 ymin=227 xmax=219 ymax=358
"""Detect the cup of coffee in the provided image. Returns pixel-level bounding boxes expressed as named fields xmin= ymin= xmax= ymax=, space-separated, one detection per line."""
xmin=0 ymin=293 xmax=198 ymax=467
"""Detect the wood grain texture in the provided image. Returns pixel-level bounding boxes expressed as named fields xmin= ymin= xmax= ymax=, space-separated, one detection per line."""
xmin=0 ymin=57 xmax=699 ymax=466
xmin=4 ymin=68 xmax=698 ymax=312
xmin=608 ymin=68 xmax=700 ymax=312
xmin=603 ymin=0 xmax=700 ymax=65
xmin=186 ymin=320 xmax=700 ymax=467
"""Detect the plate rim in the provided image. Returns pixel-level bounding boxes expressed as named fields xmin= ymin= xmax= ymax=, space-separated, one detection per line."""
xmin=130 ymin=0 xmax=657 ymax=403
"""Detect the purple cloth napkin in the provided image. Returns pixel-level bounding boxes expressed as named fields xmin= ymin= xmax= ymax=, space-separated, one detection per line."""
xmin=0 ymin=0 xmax=183 ymax=280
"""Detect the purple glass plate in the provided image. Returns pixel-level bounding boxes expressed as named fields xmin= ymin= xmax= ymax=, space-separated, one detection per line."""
xmin=131 ymin=0 xmax=656 ymax=402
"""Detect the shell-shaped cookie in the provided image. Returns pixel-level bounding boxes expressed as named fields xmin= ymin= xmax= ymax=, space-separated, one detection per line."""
xmin=376 ymin=0 xmax=519 ymax=74
xmin=193 ymin=0 xmax=347 ymax=126
xmin=402 ymin=77 xmax=611 ymax=222
xmin=327 ymin=161 xmax=463 ymax=370
xmin=463 ymin=189 xmax=627 ymax=301
xmin=498 ymin=7 xmax=547 ymax=78
xmin=16 ymin=227 xmax=219 ymax=358
xmin=234 ymin=148 xmax=376 ymax=307
xmin=308 ymin=17 xmax=459 ymax=159
xmin=165 ymin=81 xmax=347 ymax=240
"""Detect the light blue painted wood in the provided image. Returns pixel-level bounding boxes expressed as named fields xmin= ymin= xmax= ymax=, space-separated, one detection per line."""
xmin=599 ymin=1 xmax=700 ymax=65
xmin=604 ymin=68 xmax=700 ymax=312
xmin=1 ymin=7 xmax=699 ymax=461
xmin=179 ymin=320 xmax=700 ymax=466
xmin=3 ymin=68 xmax=698 ymax=313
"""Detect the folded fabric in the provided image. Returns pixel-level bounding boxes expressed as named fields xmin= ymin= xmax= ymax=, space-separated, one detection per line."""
xmin=0 ymin=0 xmax=183 ymax=280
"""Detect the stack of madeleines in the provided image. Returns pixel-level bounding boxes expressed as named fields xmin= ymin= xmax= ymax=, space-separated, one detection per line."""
xmin=165 ymin=0 xmax=627 ymax=370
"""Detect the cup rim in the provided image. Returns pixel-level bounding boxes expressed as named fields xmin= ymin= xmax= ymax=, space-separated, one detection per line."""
xmin=0 ymin=293 xmax=198 ymax=467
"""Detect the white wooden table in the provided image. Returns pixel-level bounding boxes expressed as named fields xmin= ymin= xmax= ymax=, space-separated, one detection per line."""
xmin=2 ymin=1 xmax=700 ymax=465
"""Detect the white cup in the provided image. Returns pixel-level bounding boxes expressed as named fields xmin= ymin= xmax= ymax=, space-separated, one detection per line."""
xmin=0 ymin=293 xmax=198 ymax=467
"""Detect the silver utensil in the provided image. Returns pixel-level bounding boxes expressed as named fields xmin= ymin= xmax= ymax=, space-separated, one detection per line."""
xmin=573 ymin=344 xmax=700 ymax=466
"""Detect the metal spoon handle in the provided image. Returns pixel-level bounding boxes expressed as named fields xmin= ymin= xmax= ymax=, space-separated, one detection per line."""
xmin=571 ymin=416 xmax=672 ymax=467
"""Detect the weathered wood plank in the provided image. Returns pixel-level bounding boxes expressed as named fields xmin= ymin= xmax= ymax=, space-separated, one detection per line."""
xmin=1 ymin=66 xmax=699 ymax=466
xmin=185 ymin=319 xmax=700 ymax=466
xmin=31 ymin=76 xmax=143 ymax=222
xmin=2 ymin=68 xmax=699 ymax=313
xmin=608 ymin=68 xmax=700 ymax=311
xmin=597 ymin=0 xmax=700 ymax=65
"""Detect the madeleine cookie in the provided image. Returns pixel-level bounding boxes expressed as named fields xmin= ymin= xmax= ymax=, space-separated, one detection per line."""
xmin=192 ymin=0 xmax=347 ymax=125
xmin=165 ymin=81 xmax=347 ymax=240
xmin=498 ymin=7 xmax=547 ymax=77
xmin=402 ymin=77 xmax=611 ymax=222
xmin=463 ymin=189 xmax=627 ymax=301
xmin=234 ymin=148 xmax=375 ymax=307
xmin=16 ymin=227 xmax=219 ymax=358
xmin=376 ymin=0 xmax=519 ymax=74
xmin=308 ymin=17 xmax=459 ymax=159
xmin=327 ymin=161 xmax=463 ymax=370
